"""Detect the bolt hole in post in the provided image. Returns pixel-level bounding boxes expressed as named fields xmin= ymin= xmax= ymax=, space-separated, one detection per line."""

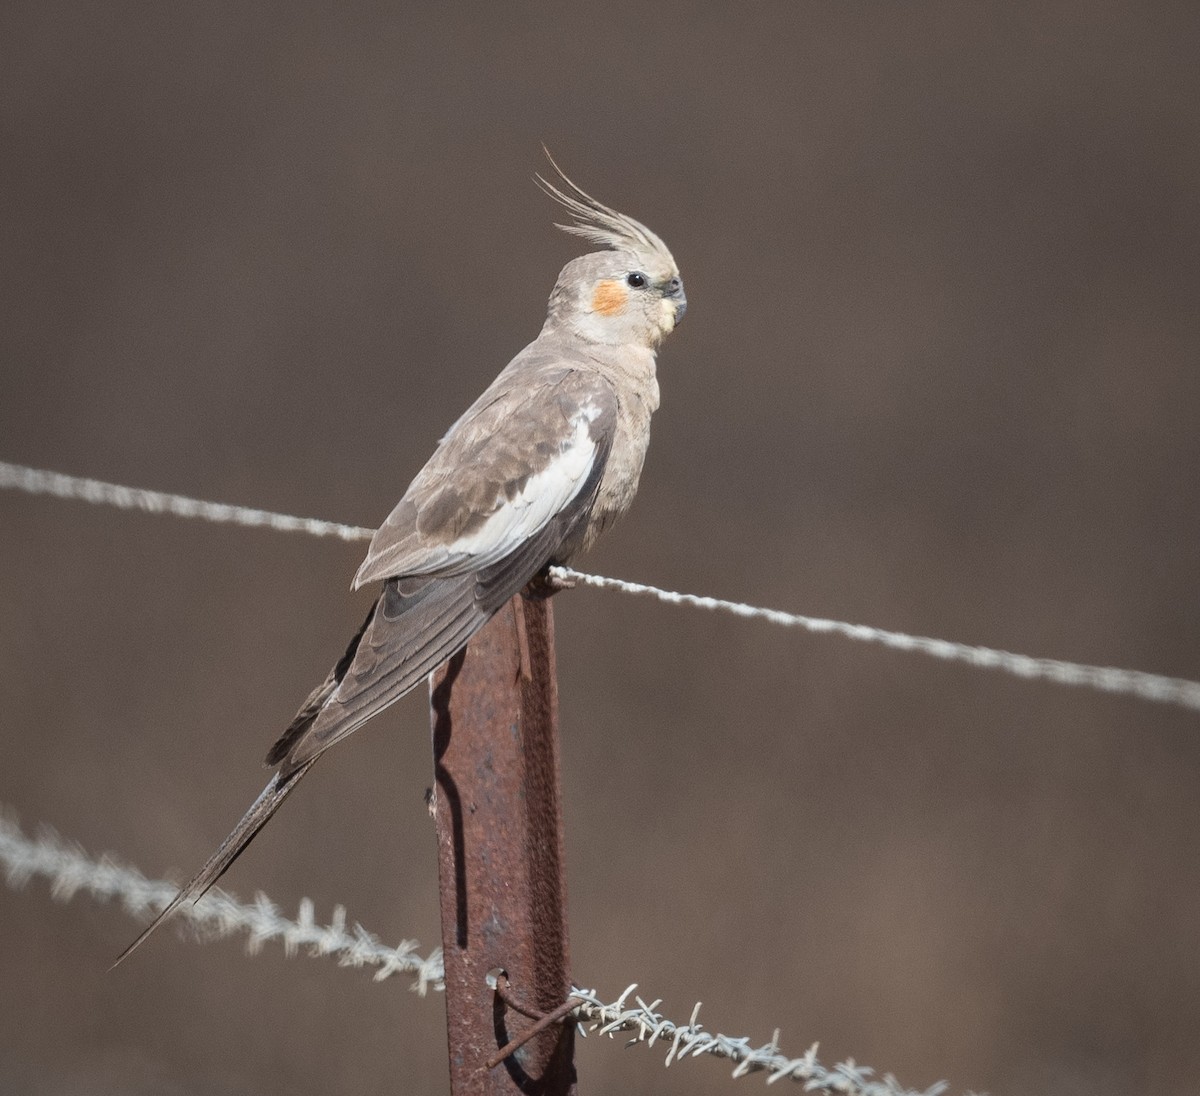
xmin=430 ymin=593 xmax=577 ymax=1095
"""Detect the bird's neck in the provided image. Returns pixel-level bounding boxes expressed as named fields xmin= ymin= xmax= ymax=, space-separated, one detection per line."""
xmin=579 ymin=342 xmax=660 ymax=413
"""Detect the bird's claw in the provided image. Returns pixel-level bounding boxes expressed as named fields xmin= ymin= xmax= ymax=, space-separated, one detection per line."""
xmin=524 ymin=568 xmax=576 ymax=599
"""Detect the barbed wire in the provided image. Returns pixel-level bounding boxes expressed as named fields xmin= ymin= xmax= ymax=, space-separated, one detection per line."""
xmin=3 ymin=458 xmax=1198 ymax=716
xmin=568 ymin=986 xmax=955 ymax=1094
xmin=0 ymin=812 xmax=443 ymax=992
xmin=0 ymin=810 xmax=958 ymax=1096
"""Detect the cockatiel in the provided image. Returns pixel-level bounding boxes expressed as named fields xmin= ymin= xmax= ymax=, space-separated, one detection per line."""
xmin=118 ymin=156 xmax=685 ymax=961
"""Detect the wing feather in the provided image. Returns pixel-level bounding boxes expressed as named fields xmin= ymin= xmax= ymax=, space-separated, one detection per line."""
xmin=275 ymin=406 xmax=614 ymax=773
xmin=354 ymin=357 xmax=617 ymax=588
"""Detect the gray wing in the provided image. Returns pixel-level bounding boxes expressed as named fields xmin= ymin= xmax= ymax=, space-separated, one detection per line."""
xmin=354 ymin=352 xmax=617 ymax=587
xmin=116 ymin=362 xmax=616 ymax=963
xmin=271 ymin=362 xmax=617 ymax=771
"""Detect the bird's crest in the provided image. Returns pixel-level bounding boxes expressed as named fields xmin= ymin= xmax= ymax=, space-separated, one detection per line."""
xmin=536 ymin=150 xmax=676 ymax=270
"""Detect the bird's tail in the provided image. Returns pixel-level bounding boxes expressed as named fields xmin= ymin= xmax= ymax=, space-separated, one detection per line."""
xmin=111 ymin=757 xmax=317 ymax=967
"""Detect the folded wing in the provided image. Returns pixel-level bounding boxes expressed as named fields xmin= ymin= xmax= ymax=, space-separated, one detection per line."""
xmin=272 ymin=363 xmax=617 ymax=773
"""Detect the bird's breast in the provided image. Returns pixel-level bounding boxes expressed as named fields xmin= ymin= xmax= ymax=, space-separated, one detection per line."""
xmin=576 ymin=367 xmax=659 ymax=555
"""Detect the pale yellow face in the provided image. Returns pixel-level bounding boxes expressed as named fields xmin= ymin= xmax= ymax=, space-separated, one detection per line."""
xmin=552 ymin=252 xmax=685 ymax=348
xmin=588 ymin=277 xmax=684 ymax=336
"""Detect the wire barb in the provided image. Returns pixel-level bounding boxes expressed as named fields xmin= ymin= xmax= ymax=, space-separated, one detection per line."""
xmin=0 ymin=812 xmax=444 ymax=994
xmin=2 ymin=809 xmax=960 ymax=1093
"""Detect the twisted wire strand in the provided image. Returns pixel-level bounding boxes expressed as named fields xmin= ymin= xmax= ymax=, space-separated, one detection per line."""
xmin=550 ymin=567 xmax=1200 ymax=713
xmin=0 ymin=460 xmax=374 ymax=542
xmin=0 ymin=813 xmax=443 ymax=993
xmin=0 ymin=811 xmax=957 ymax=1095
xmin=3 ymin=458 xmax=1198 ymax=716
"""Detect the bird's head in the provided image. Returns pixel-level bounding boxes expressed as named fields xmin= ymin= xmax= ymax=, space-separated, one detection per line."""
xmin=537 ymin=156 xmax=685 ymax=350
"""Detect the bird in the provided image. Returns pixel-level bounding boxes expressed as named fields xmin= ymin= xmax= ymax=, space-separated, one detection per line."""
xmin=116 ymin=156 xmax=686 ymax=963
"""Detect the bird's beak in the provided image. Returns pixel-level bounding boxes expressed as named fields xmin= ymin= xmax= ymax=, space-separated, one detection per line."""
xmin=663 ymin=276 xmax=687 ymax=327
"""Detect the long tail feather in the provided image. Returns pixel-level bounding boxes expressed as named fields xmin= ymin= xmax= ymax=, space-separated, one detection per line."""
xmin=111 ymin=758 xmax=316 ymax=967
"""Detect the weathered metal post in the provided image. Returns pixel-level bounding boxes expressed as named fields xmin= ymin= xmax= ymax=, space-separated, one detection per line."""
xmin=429 ymin=591 xmax=577 ymax=1095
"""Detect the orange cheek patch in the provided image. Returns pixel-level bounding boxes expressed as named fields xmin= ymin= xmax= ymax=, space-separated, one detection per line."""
xmin=591 ymin=280 xmax=628 ymax=316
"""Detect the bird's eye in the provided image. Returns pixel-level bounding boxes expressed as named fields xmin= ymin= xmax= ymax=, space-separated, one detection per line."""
xmin=625 ymin=272 xmax=648 ymax=289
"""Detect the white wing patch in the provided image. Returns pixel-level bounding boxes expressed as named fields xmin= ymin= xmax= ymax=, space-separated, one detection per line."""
xmin=412 ymin=402 xmax=602 ymax=576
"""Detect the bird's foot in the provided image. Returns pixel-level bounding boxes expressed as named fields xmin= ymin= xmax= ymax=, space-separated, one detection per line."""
xmin=524 ymin=567 xmax=575 ymax=599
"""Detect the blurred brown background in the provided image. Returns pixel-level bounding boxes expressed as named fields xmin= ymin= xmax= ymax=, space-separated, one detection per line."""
xmin=2 ymin=3 xmax=1199 ymax=1094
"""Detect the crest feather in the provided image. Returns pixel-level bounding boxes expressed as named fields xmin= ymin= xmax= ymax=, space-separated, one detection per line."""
xmin=536 ymin=149 xmax=676 ymax=269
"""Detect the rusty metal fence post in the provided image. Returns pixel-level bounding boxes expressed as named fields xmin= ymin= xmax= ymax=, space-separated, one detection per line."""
xmin=429 ymin=592 xmax=577 ymax=1095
